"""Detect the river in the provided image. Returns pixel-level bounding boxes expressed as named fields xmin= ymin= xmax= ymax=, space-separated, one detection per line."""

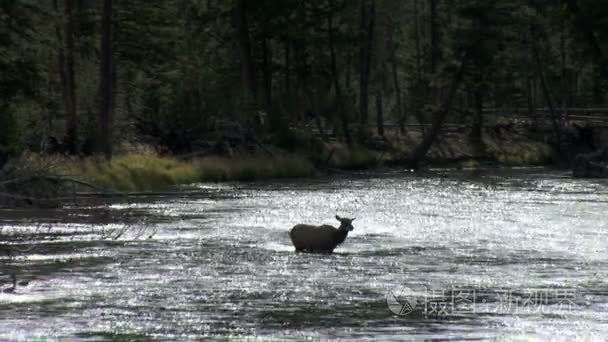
xmin=1 ymin=169 xmax=607 ymax=340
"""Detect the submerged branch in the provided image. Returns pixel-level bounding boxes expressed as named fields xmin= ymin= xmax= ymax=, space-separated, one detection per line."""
xmin=0 ymin=175 xmax=121 ymax=194
xmin=0 ymin=174 xmax=125 ymax=208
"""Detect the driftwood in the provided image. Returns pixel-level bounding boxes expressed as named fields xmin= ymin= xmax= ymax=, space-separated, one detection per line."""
xmin=0 ymin=174 xmax=122 ymax=208
xmin=0 ymin=175 xmax=103 ymax=190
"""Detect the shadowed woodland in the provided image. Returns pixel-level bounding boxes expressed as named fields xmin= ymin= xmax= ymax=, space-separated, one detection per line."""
xmin=1 ymin=0 xmax=608 ymax=195
xmin=2 ymin=2 xmax=608 ymax=338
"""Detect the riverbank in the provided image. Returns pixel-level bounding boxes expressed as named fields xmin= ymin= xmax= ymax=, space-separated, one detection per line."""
xmin=1 ymin=127 xmax=557 ymax=193
xmin=10 ymin=153 xmax=315 ymax=192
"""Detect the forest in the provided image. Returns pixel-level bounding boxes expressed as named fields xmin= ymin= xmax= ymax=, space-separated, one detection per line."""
xmin=1 ymin=0 xmax=608 ymax=193
xmin=2 ymin=2 xmax=608 ymax=339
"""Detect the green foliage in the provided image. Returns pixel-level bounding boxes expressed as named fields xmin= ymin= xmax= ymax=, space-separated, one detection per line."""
xmin=0 ymin=0 xmax=607 ymax=166
xmin=0 ymin=2 xmax=38 ymax=157
xmin=53 ymin=153 xmax=314 ymax=191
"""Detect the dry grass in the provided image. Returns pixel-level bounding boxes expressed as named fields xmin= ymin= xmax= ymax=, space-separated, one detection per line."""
xmin=484 ymin=136 xmax=555 ymax=166
xmin=327 ymin=144 xmax=381 ymax=169
xmin=42 ymin=153 xmax=316 ymax=191
xmin=4 ymin=128 xmax=556 ymax=192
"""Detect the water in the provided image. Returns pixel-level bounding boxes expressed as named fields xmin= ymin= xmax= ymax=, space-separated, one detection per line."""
xmin=1 ymin=169 xmax=607 ymax=340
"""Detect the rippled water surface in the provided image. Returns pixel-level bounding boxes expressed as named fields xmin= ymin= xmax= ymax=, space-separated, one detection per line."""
xmin=1 ymin=169 xmax=607 ymax=340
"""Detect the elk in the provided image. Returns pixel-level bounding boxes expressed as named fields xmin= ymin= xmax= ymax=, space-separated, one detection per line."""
xmin=289 ymin=215 xmax=355 ymax=254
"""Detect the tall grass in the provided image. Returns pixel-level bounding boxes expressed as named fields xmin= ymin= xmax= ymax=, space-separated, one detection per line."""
xmin=67 ymin=155 xmax=197 ymax=191
xmin=7 ymin=128 xmax=555 ymax=192
xmin=327 ymin=144 xmax=381 ymax=169
xmin=56 ymin=153 xmax=315 ymax=191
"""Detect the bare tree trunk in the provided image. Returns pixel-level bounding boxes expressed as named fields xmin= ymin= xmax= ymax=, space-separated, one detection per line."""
xmin=262 ymin=37 xmax=272 ymax=111
xmin=530 ymin=24 xmax=563 ymax=149
xmin=414 ymin=0 xmax=422 ymax=84
xmin=390 ymin=28 xmax=404 ymax=133
xmin=53 ymin=0 xmax=68 ymax=131
xmin=392 ymin=62 xmax=404 ymax=134
xmin=111 ymin=15 xmax=118 ymax=134
xmin=560 ymin=20 xmax=568 ymax=121
xmin=572 ymin=69 xmax=578 ymax=107
xmin=526 ymin=70 xmax=537 ymax=129
xmin=98 ymin=0 xmax=113 ymax=160
xmin=524 ymin=29 xmax=536 ymax=127
xmin=54 ymin=0 xmax=78 ymax=154
xmin=375 ymin=94 xmax=384 ymax=137
xmin=358 ymin=0 xmax=375 ymax=139
xmin=429 ymin=0 xmax=440 ymax=74
xmin=412 ymin=0 xmax=426 ymax=132
xmin=124 ymin=71 xmax=134 ymax=120
xmin=406 ymin=51 xmax=469 ymax=168
xmin=526 ymin=28 xmax=540 ymax=130
xmin=233 ymin=0 xmax=256 ymax=103
xmin=345 ymin=44 xmax=352 ymax=95
xmin=358 ymin=0 xmax=368 ymax=137
xmin=303 ymin=86 xmax=326 ymax=139
xmin=284 ymin=41 xmax=290 ymax=93
xmin=374 ymin=0 xmax=388 ymax=138
xmin=470 ymin=72 xmax=484 ymax=144
xmin=63 ymin=0 xmax=77 ymax=154
xmin=328 ymin=1 xmax=352 ymax=146
xmin=592 ymin=64 xmax=603 ymax=106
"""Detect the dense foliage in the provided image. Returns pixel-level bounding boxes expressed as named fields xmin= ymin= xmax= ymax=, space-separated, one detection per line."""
xmin=0 ymin=0 xmax=606 ymax=163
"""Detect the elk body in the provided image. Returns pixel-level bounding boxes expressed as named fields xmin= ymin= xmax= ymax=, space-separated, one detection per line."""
xmin=289 ymin=215 xmax=355 ymax=253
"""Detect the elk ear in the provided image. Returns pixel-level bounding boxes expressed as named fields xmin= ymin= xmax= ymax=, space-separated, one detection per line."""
xmin=335 ymin=215 xmax=341 ymax=221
